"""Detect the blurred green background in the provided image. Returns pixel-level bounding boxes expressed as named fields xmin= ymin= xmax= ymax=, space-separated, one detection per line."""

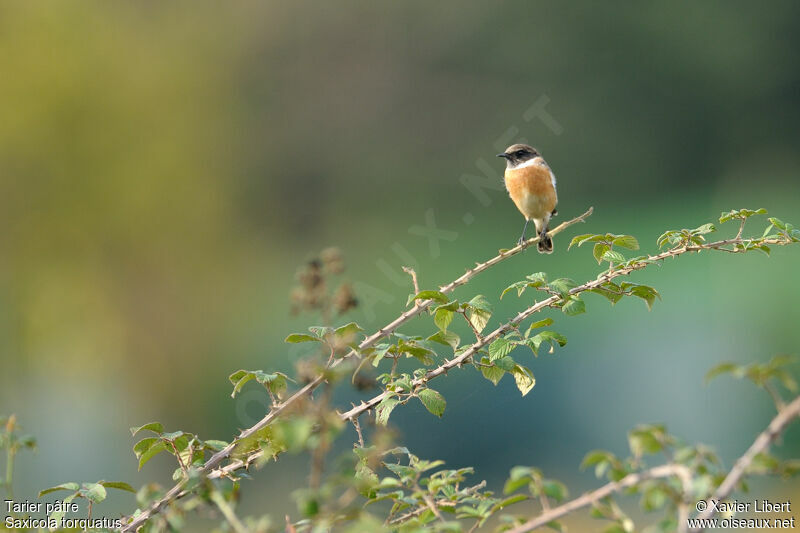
xmin=1 ymin=0 xmax=799 ymax=527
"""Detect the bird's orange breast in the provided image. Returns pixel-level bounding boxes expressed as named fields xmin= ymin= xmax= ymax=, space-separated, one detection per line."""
xmin=504 ymin=164 xmax=557 ymax=220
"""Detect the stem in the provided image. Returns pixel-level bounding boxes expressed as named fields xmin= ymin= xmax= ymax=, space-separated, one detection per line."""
xmin=210 ymin=491 xmax=249 ymax=533
xmin=5 ymin=447 xmax=14 ymax=501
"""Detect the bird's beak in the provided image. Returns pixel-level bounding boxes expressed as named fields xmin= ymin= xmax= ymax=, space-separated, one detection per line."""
xmin=496 ymin=153 xmax=509 ymax=159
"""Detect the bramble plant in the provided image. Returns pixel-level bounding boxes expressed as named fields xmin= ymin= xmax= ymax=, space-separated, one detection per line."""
xmin=15 ymin=208 xmax=800 ymax=532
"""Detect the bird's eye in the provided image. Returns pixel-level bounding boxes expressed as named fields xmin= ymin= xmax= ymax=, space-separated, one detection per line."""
xmin=515 ymin=150 xmax=525 ymax=157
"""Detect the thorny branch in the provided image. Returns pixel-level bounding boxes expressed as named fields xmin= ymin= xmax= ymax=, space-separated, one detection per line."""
xmin=120 ymin=208 xmax=593 ymax=531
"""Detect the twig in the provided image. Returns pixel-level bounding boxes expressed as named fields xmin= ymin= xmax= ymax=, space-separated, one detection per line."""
xmin=352 ymin=417 xmax=364 ymax=448
xmin=120 ymin=208 xmax=594 ymax=532
xmin=402 ymin=266 xmax=420 ymax=296
xmin=690 ymin=394 xmax=800 ymax=531
xmin=506 ymin=465 xmax=692 ymax=533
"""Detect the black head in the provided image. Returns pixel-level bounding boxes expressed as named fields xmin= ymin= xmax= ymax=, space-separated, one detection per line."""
xmin=496 ymin=144 xmax=540 ymax=167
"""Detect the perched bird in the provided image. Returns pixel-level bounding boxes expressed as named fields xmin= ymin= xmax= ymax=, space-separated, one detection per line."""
xmin=497 ymin=144 xmax=558 ymax=253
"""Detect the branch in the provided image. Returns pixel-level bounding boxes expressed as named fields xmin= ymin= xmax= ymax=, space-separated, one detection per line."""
xmin=690 ymin=394 xmax=800 ymax=530
xmin=120 ymin=208 xmax=594 ymax=531
xmin=338 ymin=232 xmax=795 ymax=423
xmin=506 ymin=464 xmax=692 ymax=533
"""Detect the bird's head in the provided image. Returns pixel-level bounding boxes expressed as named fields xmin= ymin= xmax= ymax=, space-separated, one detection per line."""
xmin=497 ymin=144 xmax=540 ymax=168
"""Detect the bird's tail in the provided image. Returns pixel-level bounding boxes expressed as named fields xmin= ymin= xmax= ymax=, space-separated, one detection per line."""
xmin=537 ymin=228 xmax=553 ymax=254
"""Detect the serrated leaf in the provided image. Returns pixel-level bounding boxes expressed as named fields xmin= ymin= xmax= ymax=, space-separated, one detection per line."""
xmin=284 ymin=333 xmax=320 ymax=344
xmin=468 ymin=308 xmax=492 ymax=334
xmin=203 ymin=440 xmax=229 ymax=451
xmin=692 ymin=223 xmax=716 ymax=235
xmin=335 ymin=322 xmax=364 ymax=339
xmin=488 ymin=337 xmax=515 ymax=361
xmin=548 ymin=278 xmax=576 ymax=296
xmin=569 ymin=233 xmax=601 ymax=249
xmin=418 ymin=389 xmax=446 ymax=418
xmin=434 ymin=308 xmax=454 ymax=331
xmin=83 ymin=482 xmax=107 ymax=503
xmin=308 ymin=326 xmax=333 ymax=338
xmin=413 ymin=290 xmax=449 ymax=303
xmin=100 ymin=481 xmax=136 ymax=493
xmin=501 ymin=281 xmax=529 ymax=299
xmin=494 ymin=356 xmax=516 ymax=371
xmin=130 ymin=422 xmax=164 ymax=436
xmin=562 ymin=297 xmax=586 ymax=316
xmin=526 ymin=318 xmax=554 ymax=337
xmin=480 ymin=357 xmax=505 ymax=385
xmin=602 ymin=250 xmax=625 ymax=263
xmin=593 ymin=243 xmax=610 ymax=264
xmin=512 ymin=365 xmax=536 ymax=396
xmin=612 ymin=235 xmax=639 ymax=250
xmin=467 ymin=294 xmax=493 ymax=312
xmin=138 ymin=441 xmax=167 ymax=470
xmin=427 ymin=330 xmax=460 ymax=350
xmin=375 ymin=397 xmax=400 ymax=426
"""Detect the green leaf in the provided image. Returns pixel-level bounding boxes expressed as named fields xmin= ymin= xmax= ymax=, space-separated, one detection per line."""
xmin=628 ymin=427 xmax=663 ymax=458
xmin=548 ymin=278 xmax=576 ymax=296
xmin=612 ymin=235 xmax=640 ymax=250
xmin=542 ymin=480 xmax=568 ymax=501
xmin=413 ymin=290 xmax=449 ymax=303
xmin=228 ymin=370 xmax=256 ymax=398
xmin=630 ymin=285 xmax=660 ymax=310
xmin=334 ymin=322 xmax=364 ymax=339
xmin=467 ymin=294 xmax=493 ymax=312
xmin=526 ymin=318 xmax=554 ymax=337
xmin=501 ymin=281 xmax=529 ymax=299
xmin=512 ymin=365 xmax=536 ymax=396
xmin=468 ymin=308 xmax=492 ymax=334
xmin=569 ymin=233 xmax=601 ymax=249
xmin=39 ymin=482 xmax=80 ymax=497
xmin=418 ymin=389 xmax=446 ymax=418
xmin=434 ymin=308 xmax=454 ymax=331
xmin=562 ymin=297 xmax=586 ymax=316
xmin=494 ymin=356 xmax=516 ymax=371
xmin=284 ymin=333 xmax=320 ymax=343
xmin=529 ymin=331 xmax=568 ymax=354
xmin=203 ymin=440 xmax=229 ymax=451
xmin=480 ymin=357 xmax=505 ymax=385
xmin=593 ymin=243 xmax=610 ymax=264
xmin=488 ymin=337 xmax=515 ymax=361
xmin=692 ymin=223 xmax=717 ymax=235
xmin=138 ymin=440 xmax=167 ymax=470
xmin=48 ymin=493 xmax=76 ymax=524
xmin=100 ymin=481 xmax=136 ymax=493
xmin=133 ymin=437 xmax=159 ymax=458
xmin=83 ymin=482 xmax=108 ymax=503
xmin=427 ymin=330 xmax=460 ymax=350
xmin=376 ymin=397 xmax=400 ymax=426
xmin=308 ymin=325 xmax=333 ymax=338
xmin=602 ymin=249 xmax=625 ymax=263
xmin=130 ymin=422 xmax=164 ymax=436
xmin=704 ymin=363 xmax=739 ymax=383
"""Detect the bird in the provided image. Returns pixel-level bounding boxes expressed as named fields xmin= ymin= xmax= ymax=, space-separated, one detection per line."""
xmin=497 ymin=144 xmax=558 ymax=253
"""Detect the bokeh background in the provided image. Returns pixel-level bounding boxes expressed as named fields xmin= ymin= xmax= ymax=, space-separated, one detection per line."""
xmin=2 ymin=1 xmax=799 ymax=529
